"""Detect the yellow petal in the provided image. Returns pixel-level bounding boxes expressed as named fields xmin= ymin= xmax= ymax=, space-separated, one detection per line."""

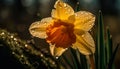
xmin=51 ymin=0 xmax=74 ymax=21
xmin=50 ymin=44 xmax=67 ymax=57
xmin=29 ymin=17 xmax=52 ymax=39
xmin=74 ymin=11 xmax=95 ymax=32
xmin=72 ymin=32 xmax=95 ymax=55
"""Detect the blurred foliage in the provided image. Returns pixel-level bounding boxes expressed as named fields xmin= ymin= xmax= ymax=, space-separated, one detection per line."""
xmin=0 ymin=29 xmax=62 ymax=69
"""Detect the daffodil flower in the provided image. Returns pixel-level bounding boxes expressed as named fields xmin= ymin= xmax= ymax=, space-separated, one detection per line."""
xmin=29 ymin=0 xmax=95 ymax=57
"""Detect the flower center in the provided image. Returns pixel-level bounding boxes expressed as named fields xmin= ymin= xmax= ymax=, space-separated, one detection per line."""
xmin=46 ymin=20 xmax=76 ymax=48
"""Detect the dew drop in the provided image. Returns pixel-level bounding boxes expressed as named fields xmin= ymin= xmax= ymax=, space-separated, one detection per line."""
xmin=44 ymin=23 xmax=47 ymax=25
xmin=82 ymin=35 xmax=84 ymax=37
xmin=12 ymin=52 xmax=15 ymax=54
xmin=55 ymin=57 xmax=59 ymax=59
xmin=21 ymin=55 xmax=24 ymax=57
xmin=67 ymin=9 xmax=71 ymax=13
xmin=14 ymin=38 xmax=17 ymax=41
xmin=32 ymin=30 xmax=35 ymax=33
xmin=25 ymin=44 xmax=28 ymax=47
xmin=59 ymin=6 xmax=62 ymax=8
xmin=40 ymin=54 xmax=43 ymax=57
xmin=65 ymin=9 xmax=69 ymax=13
xmin=77 ymin=2 xmax=79 ymax=5
xmin=63 ymin=3 xmax=67 ymax=7
xmin=10 ymin=35 xmax=14 ymax=38
xmin=81 ymin=12 xmax=84 ymax=14
xmin=89 ymin=25 xmax=92 ymax=27
xmin=1 ymin=32 xmax=5 ymax=35
xmin=44 ymin=35 xmax=47 ymax=38
xmin=36 ymin=22 xmax=39 ymax=24
xmin=75 ymin=14 xmax=78 ymax=17
xmin=52 ymin=62 xmax=55 ymax=65
xmin=65 ymin=11 xmax=69 ymax=14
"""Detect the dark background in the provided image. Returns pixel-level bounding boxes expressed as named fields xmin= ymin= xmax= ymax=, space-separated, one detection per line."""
xmin=0 ymin=0 xmax=120 ymax=69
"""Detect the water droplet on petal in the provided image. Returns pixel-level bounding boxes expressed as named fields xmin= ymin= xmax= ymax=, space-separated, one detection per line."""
xmin=67 ymin=9 xmax=71 ymax=13
xmin=59 ymin=6 xmax=62 ymax=8
xmin=82 ymin=35 xmax=84 ymax=37
xmin=89 ymin=25 xmax=92 ymax=27
xmin=65 ymin=11 xmax=68 ymax=14
xmin=75 ymin=14 xmax=78 ymax=17
xmin=81 ymin=12 xmax=84 ymax=14
xmin=61 ymin=3 xmax=67 ymax=7
xmin=36 ymin=22 xmax=39 ymax=24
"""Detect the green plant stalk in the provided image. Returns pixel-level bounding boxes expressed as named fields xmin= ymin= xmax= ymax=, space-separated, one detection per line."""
xmin=70 ymin=48 xmax=79 ymax=69
xmin=106 ymin=27 xmax=112 ymax=64
xmin=61 ymin=54 xmax=73 ymax=68
xmin=108 ymin=44 xmax=119 ymax=69
xmin=96 ymin=11 xmax=106 ymax=69
xmin=80 ymin=53 xmax=88 ymax=69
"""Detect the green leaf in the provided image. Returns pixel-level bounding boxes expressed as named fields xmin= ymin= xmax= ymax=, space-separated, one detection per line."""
xmin=106 ymin=27 xmax=113 ymax=64
xmin=96 ymin=10 xmax=106 ymax=69
xmin=69 ymin=48 xmax=79 ymax=69
xmin=79 ymin=53 xmax=88 ymax=69
xmin=107 ymin=44 xmax=119 ymax=69
xmin=60 ymin=54 xmax=73 ymax=68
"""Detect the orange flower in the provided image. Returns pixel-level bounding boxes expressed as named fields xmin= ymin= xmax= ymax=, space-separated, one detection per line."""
xmin=29 ymin=0 xmax=95 ymax=57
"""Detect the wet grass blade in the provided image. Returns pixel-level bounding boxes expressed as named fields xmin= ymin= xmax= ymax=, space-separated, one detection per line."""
xmin=107 ymin=44 xmax=119 ymax=69
xmin=106 ymin=27 xmax=113 ymax=64
xmin=79 ymin=53 xmax=88 ymax=69
xmin=58 ymin=56 xmax=67 ymax=69
xmin=69 ymin=48 xmax=80 ymax=69
xmin=62 ymin=54 xmax=73 ymax=69
xmin=96 ymin=10 xmax=106 ymax=69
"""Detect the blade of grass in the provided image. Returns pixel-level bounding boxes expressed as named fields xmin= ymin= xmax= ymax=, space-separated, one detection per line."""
xmin=57 ymin=57 xmax=67 ymax=69
xmin=107 ymin=44 xmax=119 ymax=69
xmin=69 ymin=48 xmax=80 ymax=69
xmin=79 ymin=53 xmax=88 ymax=69
xmin=96 ymin=10 xmax=106 ymax=69
xmin=106 ymin=27 xmax=113 ymax=64
xmin=61 ymin=54 xmax=73 ymax=69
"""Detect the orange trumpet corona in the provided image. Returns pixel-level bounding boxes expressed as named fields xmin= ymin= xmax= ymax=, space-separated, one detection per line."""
xmin=46 ymin=20 xmax=76 ymax=48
